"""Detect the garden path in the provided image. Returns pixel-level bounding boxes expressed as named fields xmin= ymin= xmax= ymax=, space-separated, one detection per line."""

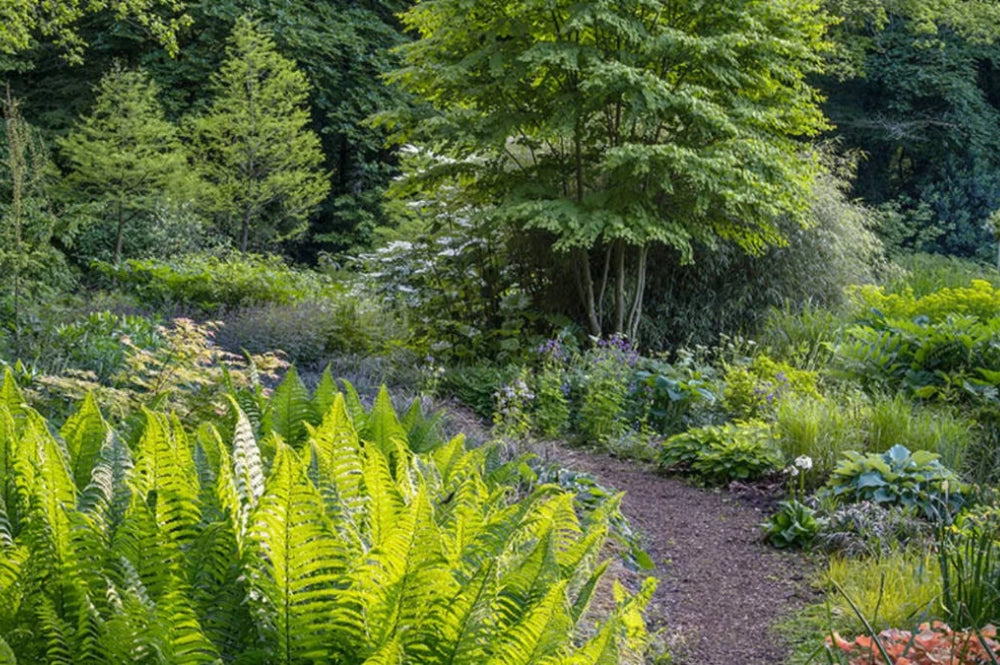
xmin=548 ymin=444 xmax=820 ymax=665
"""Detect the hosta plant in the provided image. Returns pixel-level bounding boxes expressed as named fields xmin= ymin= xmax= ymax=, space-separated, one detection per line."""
xmin=763 ymin=499 xmax=820 ymax=549
xmin=822 ymin=444 xmax=967 ymax=522
xmin=0 ymin=370 xmax=655 ymax=664
xmin=659 ymin=421 xmax=782 ymax=486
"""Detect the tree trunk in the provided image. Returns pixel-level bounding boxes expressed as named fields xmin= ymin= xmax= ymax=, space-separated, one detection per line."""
xmin=627 ymin=245 xmax=649 ymax=340
xmin=240 ymin=207 xmax=252 ymax=252
xmin=114 ymin=201 xmax=125 ymax=266
xmin=614 ymin=240 xmax=626 ymax=335
xmin=574 ymin=248 xmax=602 ymax=337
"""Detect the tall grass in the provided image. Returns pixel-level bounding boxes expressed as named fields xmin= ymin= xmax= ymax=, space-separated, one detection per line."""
xmin=886 ymin=253 xmax=1000 ymax=297
xmin=823 ymin=549 xmax=943 ymax=634
xmin=774 ymin=396 xmax=860 ymax=480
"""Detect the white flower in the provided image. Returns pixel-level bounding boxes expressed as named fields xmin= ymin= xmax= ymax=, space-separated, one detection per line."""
xmin=787 ymin=466 xmax=800 ymax=477
xmin=794 ymin=455 xmax=814 ymax=471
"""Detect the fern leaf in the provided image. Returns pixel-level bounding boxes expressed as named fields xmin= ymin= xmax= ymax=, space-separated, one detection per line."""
xmin=60 ymin=393 xmax=111 ymax=491
xmin=247 ymin=443 xmax=353 ymax=664
xmin=262 ymin=366 xmax=313 ymax=447
xmin=304 ymin=393 xmax=365 ymax=521
xmin=128 ymin=411 xmax=201 ymax=547
xmin=0 ymin=634 xmax=16 ymax=664
xmin=485 ymin=580 xmax=573 ymax=665
xmin=361 ymin=635 xmax=403 ymax=665
xmin=360 ymin=485 xmax=453 ymax=655
xmin=35 ymin=595 xmax=74 ymax=665
xmin=229 ymin=399 xmax=265 ymax=538
xmin=310 ymin=366 xmax=338 ymax=422
xmin=0 ymin=368 xmax=26 ymax=416
xmin=338 ymin=378 xmax=367 ymax=430
xmin=366 ymin=386 xmax=409 ymax=467
xmin=362 ymin=445 xmax=406 ymax=550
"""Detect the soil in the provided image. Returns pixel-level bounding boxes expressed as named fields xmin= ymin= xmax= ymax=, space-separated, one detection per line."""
xmin=544 ymin=443 xmax=821 ymax=665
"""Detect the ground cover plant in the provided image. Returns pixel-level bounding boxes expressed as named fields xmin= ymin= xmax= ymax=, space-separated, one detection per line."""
xmin=0 ymin=370 xmax=655 ymax=664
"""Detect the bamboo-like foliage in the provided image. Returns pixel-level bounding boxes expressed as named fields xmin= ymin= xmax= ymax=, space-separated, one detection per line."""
xmin=0 ymin=367 xmax=655 ymax=664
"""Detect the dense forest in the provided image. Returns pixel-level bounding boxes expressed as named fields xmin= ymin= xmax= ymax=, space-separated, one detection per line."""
xmin=6 ymin=1 xmax=1000 ymax=663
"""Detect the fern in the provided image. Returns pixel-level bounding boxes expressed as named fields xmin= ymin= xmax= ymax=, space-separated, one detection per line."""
xmin=60 ymin=393 xmax=111 ymax=492
xmin=0 ymin=385 xmax=655 ymax=664
xmin=261 ymin=366 xmax=313 ymax=447
xmin=247 ymin=443 xmax=352 ymax=664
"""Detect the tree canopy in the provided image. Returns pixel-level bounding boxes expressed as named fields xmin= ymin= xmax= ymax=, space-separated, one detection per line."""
xmin=383 ymin=0 xmax=832 ymax=336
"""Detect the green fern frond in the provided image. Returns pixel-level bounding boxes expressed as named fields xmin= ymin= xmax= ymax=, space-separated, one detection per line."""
xmin=228 ymin=399 xmax=265 ymax=537
xmin=310 ymin=366 xmax=338 ymax=423
xmin=262 ymin=367 xmax=313 ymax=447
xmin=362 ymin=445 xmax=407 ymax=550
xmin=365 ymin=387 xmax=410 ymax=475
xmin=129 ymin=411 xmax=201 ymax=546
xmin=361 ymin=635 xmax=403 ymax=665
xmin=0 ymin=633 xmax=16 ymax=664
xmin=569 ymin=560 xmax=609 ymax=624
xmin=0 ymin=368 xmax=27 ymax=416
xmin=338 ymin=378 xmax=368 ymax=431
xmin=60 ymin=393 xmax=111 ymax=492
xmin=304 ymin=394 xmax=363 ymax=511
xmin=486 ymin=579 xmax=573 ymax=665
xmin=35 ymin=595 xmax=74 ymax=665
xmin=247 ymin=443 xmax=353 ymax=665
xmin=360 ymin=485 xmax=454 ymax=655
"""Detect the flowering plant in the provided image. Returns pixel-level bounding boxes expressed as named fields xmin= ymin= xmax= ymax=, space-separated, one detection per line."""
xmin=532 ymin=338 xmax=571 ymax=437
xmin=492 ymin=368 xmax=535 ymax=440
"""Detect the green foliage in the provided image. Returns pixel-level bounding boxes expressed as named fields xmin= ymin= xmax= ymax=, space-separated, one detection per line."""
xmin=773 ymin=396 xmax=860 ymax=481
xmin=384 ymin=0 xmax=831 ymax=337
xmin=532 ymin=339 xmax=572 ymax=439
xmin=48 ymin=310 xmax=162 ymax=381
xmin=937 ymin=505 xmax=1000 ymax=631
xmin=815 ymin=501 xmax=932 ymax=558
xmin=850 ymin=279 xmax=1000 ymax=323
xmin=492 ymin=368 xmax=535 ymax=441
xmin=0 ymin=371 xmax=655 ymax=664
xmin=58 ymin=64 xmax=192 ymax=266
xmin=108 ymin=252 xmax=335 ymax=311
xmin=823 ymin=444 xmax=967 ymax=521
xmin=764 ymin=500 xmax=821 ymax=549
xmin=723 ymin=354 xmax=822 ymax=419
xmin=659 ymin=422 xmax=782 ymax=486
xmin=441 ymin=364 xmax=514 ymax=421
xmin=190 ymin=15 xmax=329 ymax=252
xmin=822 ymin=549 xmax=943 ymax=635
xmin=632 ymin=353 xmax=719 ymax=437
xmin=0 ymin=0 xmax=188 ymax=62
xmin=577 ymin=337 xmax=636 ymax=446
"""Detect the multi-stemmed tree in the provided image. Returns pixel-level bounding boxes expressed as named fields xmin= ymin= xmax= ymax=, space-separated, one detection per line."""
xmin=383 ymin=0 xmax=832 ymax=338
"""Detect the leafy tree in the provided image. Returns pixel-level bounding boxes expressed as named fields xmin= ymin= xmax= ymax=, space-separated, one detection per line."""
xmin=58 ymin=64 xmax=190 ymax=266
xmin=0 ymin=87 xmax=67 ymax=356
xmin=0 ymin=0 xmax=189 ymax=62
xmin=190 ymin=16 xmax=329 ymax=253
xmin=383 ymin=0 xmax=831 ymax=338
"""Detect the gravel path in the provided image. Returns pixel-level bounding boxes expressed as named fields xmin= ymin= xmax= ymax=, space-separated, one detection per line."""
xmin=550 ymin=445 xmax=820 ymax=665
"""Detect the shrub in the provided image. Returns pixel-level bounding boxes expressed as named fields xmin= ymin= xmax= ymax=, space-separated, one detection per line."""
xmin=631 ymin=352 xmax=719 ymax=436
xmin=105 ymin=251 xmax=337 ymax=312
xmin=0 ymin=374 xmax=655 ymax=663
xmin=531 ymin=338 xmax=572 ymax=438
xmin=660 ymin=421 xmax=782 ymax=485
xmin=823 ymin=445 xmax=967 ymax=521
xmin=723 ymin=354 xmax=821 ymax=419
xmin=441 ymin=363 xmax=513 ymax=420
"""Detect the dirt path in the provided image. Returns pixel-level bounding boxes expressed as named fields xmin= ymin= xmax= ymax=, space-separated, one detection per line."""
xmin=549 ymin=445 xmax=819 ymax=665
